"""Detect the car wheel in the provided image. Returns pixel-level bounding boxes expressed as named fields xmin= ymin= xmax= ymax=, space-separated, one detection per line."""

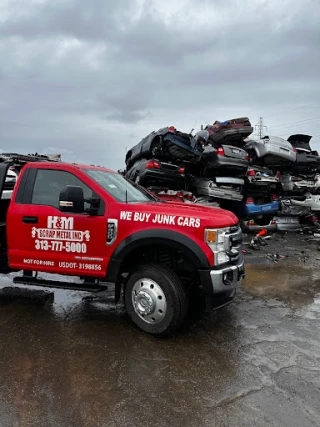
xmin=124 ymin=263 xmax=188 ymax=336
xmin=150 ymin=139 xmax=161 ymax=157
xmin=247 ymin=150 xmax=257 ymax=164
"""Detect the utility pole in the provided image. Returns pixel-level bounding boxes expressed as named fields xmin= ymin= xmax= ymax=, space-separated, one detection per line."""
xmin=255 ymin=117 xmax=267 ymax=139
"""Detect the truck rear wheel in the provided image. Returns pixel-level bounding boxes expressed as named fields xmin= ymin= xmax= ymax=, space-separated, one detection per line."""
xmin=124 ymin=264 xmax=188 ymax=336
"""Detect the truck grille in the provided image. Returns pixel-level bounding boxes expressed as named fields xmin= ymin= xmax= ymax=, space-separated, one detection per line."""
xmin=224 ymin=226 xmax=242 ymax=261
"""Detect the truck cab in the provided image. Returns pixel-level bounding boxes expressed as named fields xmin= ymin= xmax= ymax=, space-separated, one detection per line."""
xmin=0 ymin=154 xmax=245 ymax=336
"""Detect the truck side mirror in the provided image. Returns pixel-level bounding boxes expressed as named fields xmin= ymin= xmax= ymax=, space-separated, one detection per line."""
xmin=59 ymin=185 xmax=84 ymax=214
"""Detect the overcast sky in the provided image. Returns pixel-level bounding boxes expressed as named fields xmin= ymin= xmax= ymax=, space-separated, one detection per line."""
xmin=1 ymin=0 xmax=319 ymax=169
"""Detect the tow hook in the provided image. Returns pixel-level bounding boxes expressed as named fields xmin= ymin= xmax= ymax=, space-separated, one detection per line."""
xmin=226 ymin=249 xmax=239 ymax=261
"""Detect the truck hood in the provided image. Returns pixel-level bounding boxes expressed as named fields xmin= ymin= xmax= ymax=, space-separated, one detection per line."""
xmin=117 ymin=201 xmax=239 ymax=228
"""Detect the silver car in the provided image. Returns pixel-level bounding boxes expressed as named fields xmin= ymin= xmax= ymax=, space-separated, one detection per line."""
xmin=244 ymin=135 xmax=296 ymax=167
xmin=188 ymin=176 xmax=244 ymax=201
xmin=280 ymin=174 xmax=316 ymax=194
xmin=276 ymin=216 xmax=301 ymax=231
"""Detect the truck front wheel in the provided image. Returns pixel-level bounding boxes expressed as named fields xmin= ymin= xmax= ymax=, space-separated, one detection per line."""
xmin=124 ymin=264 xmax=188 ymax=336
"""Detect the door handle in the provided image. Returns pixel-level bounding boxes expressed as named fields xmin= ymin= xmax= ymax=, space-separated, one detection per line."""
xmin=22 ymin=216 xmax=38 ymax=224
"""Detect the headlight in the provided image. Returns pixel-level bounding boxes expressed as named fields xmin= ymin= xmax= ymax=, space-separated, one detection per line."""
xmin=205 ymin=227 xmax=229 ymax=266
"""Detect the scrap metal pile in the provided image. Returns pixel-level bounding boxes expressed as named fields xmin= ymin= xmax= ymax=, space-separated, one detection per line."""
xmin=124 ymin=119 xmax=320 ymax=232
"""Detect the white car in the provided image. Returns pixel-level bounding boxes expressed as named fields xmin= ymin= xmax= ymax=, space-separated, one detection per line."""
xmin=291 ymin=194 xmax=320 ymax=211
xmin=314 ymin=174 xmax=320 ymax=193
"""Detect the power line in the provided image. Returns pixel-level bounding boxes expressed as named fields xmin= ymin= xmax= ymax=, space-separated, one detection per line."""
xmin=263 ymin=103 xmax=318 ymax=120
xmin=268 ymin=116 xmax=319 ymax=130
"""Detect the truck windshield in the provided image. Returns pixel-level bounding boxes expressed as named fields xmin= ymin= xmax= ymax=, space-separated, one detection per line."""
xmin=82 ymin=169 xmax=155 ymax=203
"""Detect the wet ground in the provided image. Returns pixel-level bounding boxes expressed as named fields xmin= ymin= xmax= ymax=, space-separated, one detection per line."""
xmin=1 ymin=233 xmax=320 ymax=427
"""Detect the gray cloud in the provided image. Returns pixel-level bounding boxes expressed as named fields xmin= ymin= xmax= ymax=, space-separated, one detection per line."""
xmin=0 ymin=0 xmax=320 ymax=169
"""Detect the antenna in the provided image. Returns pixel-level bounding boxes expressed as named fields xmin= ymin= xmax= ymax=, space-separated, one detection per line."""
xmin=255 ymin=117 xmax=267 ymax=139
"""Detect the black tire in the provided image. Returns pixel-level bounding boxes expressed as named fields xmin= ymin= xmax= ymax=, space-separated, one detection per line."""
xmin=124 ymin=263 xmax=188 ymax=337
xmin=150 ymin=139 xmax=161 ymax=157
xmin=247 ymin=149 xmax=257 ymax=165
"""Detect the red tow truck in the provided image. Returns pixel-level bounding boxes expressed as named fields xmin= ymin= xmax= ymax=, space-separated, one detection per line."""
xmin=0 ymin=154 xmax=245 ymax=336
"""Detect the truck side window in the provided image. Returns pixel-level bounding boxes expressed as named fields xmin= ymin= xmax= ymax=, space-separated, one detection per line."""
xmin=31 ymin=169 xmax=92 ymax=211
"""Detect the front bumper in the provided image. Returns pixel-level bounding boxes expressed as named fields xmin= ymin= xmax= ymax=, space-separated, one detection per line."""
xmin=209 ymin=257 xmax=245 ymax=293
xmin=198 ymin=256 xmax=245 ymax=311
xmin=199 ymin=254 xmax=245 ymax=312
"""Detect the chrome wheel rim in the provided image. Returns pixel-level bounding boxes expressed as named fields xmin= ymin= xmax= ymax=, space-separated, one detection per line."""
xmin=132 ymin=278 xmax=167 ymax=324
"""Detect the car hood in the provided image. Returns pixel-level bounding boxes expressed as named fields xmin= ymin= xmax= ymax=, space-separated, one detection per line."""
xmin=116 ymin=201 xmax=239 ymax=228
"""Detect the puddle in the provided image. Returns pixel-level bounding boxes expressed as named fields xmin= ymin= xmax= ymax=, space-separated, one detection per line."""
xmin=243 ymin=263 xmax=320 ymax=308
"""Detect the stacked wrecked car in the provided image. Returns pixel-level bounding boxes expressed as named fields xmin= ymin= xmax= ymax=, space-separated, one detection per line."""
xmin=124 ymin=119 xmax=320 ymax=232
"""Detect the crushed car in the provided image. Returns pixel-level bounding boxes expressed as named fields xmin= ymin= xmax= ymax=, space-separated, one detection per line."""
xmin=187 ymin=176 xmax=244 ymax=201
xmin=125 ymin=158 xmax=186 ymax=189
xmin=245 ymin=166 xmax=281 ymax=194
xmin=287 ymin=134 xmax=320 ymax=173
xmin=225 ymin=194 xmax=279 ymax=219
xmin=125 ymin=126 xmax=202 ymax=169
xmin=280 ymin=174 xmax=317 ymax=195
xmin=290 ymin=193 xmax=320 ymax=211
xmin=195 ymin=143 xmax=249 ymax=178
xmin=204 ymin=117 xmax=253 ymax=147
xmin=244 ymin=135 xmax=296 ymax=168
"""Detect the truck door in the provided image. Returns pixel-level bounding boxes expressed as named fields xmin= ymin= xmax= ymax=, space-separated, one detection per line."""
xmin=8 ymin=167 xmax=108 ymax=277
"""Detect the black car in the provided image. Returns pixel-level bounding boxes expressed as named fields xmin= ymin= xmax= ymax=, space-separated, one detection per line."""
xmin=126 ymin=158 xmax=186 ymax=190
xmin=125 ymin=127 xmax=202 ymax=169
xmin=187 ymin=144 xmax=248 ymax=178
xmin=287 ymin=134 xmax=320 ymax=173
